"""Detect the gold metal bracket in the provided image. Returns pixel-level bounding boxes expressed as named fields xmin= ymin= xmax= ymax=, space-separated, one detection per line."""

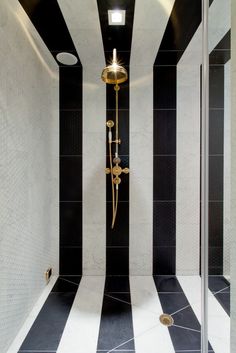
xmin=112 ymin=139 xmax=121 ymax=144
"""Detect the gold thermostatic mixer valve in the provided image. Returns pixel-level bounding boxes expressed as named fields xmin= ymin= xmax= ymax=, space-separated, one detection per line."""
xmin=105 ymin=167 xmax=130 ymax=176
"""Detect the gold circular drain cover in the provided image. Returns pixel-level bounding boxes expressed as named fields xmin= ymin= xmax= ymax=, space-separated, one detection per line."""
xmin=159 ymin=314 xmax=174 ymax=327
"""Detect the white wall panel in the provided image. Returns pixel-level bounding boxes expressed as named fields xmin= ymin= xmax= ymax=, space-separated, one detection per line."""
xmin=0 ymin=1 xmax=59 ymax=352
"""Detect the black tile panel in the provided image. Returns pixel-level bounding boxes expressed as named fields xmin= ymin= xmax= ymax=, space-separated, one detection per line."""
xmin=97 ymin=292 xmax=134 ymax=351
xmin=106 ymin=79 xmax=129 ymax=110
xmin=154 ymin=109 xmax=176 ymax=155
xmin=153 ymin=201 xmax=176 ymax=247
xmin=153 ymin=276 xmax=183 ymax=293
xmin=60 ymin=247 xmax=82 ymax=275
xmin=97 ymin=0 xmax=135 ymax=64
xmin=209 ymin=66 xmax=224 ymax=109
xmin=209 ymin=156 xmax=223 ymax=201
xmin=19 ymin=0 xmax=81 ymax=64
xmin=209 ymin=246 xmax=223 ymax=275
xmin=60 ymin=110 xmax=82 ymax=155
xmin=60 ymin=67 xmax=82 ymax=110
xmin=208 ymin=276 xmax=230 ymax=293
xmin=153 ymin=246 xmax=176 ymax=275
xmin=60 ymin=156 xmax=82 ymax=201
xmin=52 ymin=276 xmax=81 ymax=292
xmin=60 ymin=202 xmax=82 ymax=246
xmin=215 ymin=293 xmax=230 ymax=316
xmin=19 ymin=291 xmax=76 ymax=351
xmin=107 ymin=202 xmax=129 ymax=246
xmin=154 ymin=66 xmax=176 ymax=109
xmin=154 ymin=51 xmax=184 ymax=66
xmin=155 ymin=0 xmax=201 ymax=63
xmin=104 ymin=276 xmax=130 ymax=293
xmin=209 ymin=109 xmax=224 ymax=155
xmin=209 ymin=277 xmax=230 ymax=316
xmin=209 ymin=201 xmax=223 ymax=247
xmin=209 ymin=50 xmax=231 ymax=65
xmin=106 ymin=248 xmax=129 ymax=275
xmin=214 ymin=30 xmax=231 ymax=50
xmin=156 ymin=279 xmax=213 ymax=352
xmin=153 ymin=156 xmax=176 ymax=201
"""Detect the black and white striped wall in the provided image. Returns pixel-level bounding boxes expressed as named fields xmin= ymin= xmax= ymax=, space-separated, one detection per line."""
xmin=19 ymin=0 xmax=231 ymax=277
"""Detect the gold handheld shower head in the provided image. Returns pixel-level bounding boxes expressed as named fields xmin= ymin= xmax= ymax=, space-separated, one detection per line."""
xmin=101 ymin=48 xmax=128 ymax=85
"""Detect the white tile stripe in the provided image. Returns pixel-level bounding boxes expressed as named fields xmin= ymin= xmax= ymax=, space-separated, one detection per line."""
xmin=130 ymin=276 xmax=175 ymax=353
xmin=178 ymin=276 xmax=230 ymax=353
xmin=6 ymin=276 xmax=58 ymax=353
xmin=129 ymin=0 xmax=175 ymax=275
xmin=57 ymin=276 xmax=105 ymax=353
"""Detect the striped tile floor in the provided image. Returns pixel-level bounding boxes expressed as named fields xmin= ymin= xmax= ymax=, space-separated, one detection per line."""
xmin=11 ymin=276 xmax=230 ymax=353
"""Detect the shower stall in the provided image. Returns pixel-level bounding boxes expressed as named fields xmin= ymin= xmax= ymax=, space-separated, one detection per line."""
xmin=0 ymin=0 xmax=235 ymax=352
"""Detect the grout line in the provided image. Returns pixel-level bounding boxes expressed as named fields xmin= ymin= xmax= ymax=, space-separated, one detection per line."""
xmin=170 ymin=304 xmax=191 ymax=316
xmin=172 ymin=324 xmax=201 ymax=333
xmin=213 ymin=285 xmax=230 ymax=295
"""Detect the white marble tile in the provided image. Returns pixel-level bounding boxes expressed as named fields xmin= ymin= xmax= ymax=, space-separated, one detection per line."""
xmin=176 ymin=64 xmax=201 ymax=275
xmin=178 ymin=276 xmax=230 ymax=353
xmin=130 ymin=276 xmax=175 ymax=353
xmin=83 ymin=225 xmax=106 ymax=275
xmin=129 ymin=224 xmax=153 ymax=275
xmin=130 ymin=0 xmax=175 ymax=65
xmin=176 ymin=225 xmax=200 ymax=275
xmin=57 ymin=0 xmax=105 ymax=67
xmin=57 ymin=276 xmax=105 ymax=353
xmin=129 ymin=0 xmax=175 ymax=277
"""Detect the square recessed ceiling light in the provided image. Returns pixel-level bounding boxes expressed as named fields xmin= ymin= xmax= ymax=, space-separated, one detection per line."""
xmin=108 ymin=10 xmax=126 ymax=25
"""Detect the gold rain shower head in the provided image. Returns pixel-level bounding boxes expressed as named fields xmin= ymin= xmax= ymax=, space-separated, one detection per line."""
xmin=101 ymin=48 xmax=128 ymax=85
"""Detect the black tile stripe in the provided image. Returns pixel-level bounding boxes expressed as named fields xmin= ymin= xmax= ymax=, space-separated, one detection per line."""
xmin=208 ymin=30 xmax=231 ymax=275
xmin=97 ymin=0 xmax=135 ymax=275
xmin=153 ymin=276 xmax=214 ymax=352
xmin=208 ymin=276 xmax=230 ymax=316
xmin=60 ymin=66 xmax=83 ymax=275
xmin=97 ymin=277 xmax=135 ymax=352
xmin=153 ymin=0 xmax=203 ymax=275
xmin=18 ymin=0 xmax=80 ymax=66
xmin=18 ymin=277 xmax=81 ymax=352
xmin=153 ymin=68 xmax=176 ymax=275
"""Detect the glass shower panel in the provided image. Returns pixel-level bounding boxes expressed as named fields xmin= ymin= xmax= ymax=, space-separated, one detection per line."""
xmin=208 ymin=0 xmax=231 ymax=352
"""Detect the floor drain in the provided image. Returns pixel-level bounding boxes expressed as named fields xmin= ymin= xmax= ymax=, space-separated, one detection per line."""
xmin=159 ymin=313 xmax=174 ymax=327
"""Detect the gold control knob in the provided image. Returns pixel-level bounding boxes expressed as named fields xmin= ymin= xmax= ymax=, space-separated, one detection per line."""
xmin=105 ymin=167 xmax=111 ymax=174
xmin=113 ymin=177 xmax=121 ymax=185
xmin=112 ymin=165 xmax=122 ymax=176
xmin=122 ymin=167 xmax=130 ymax=174
xmin=106 ymin=120 xmax=114 ymax=128
xmin=113 ymin=157 xmax=121 ymax=164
